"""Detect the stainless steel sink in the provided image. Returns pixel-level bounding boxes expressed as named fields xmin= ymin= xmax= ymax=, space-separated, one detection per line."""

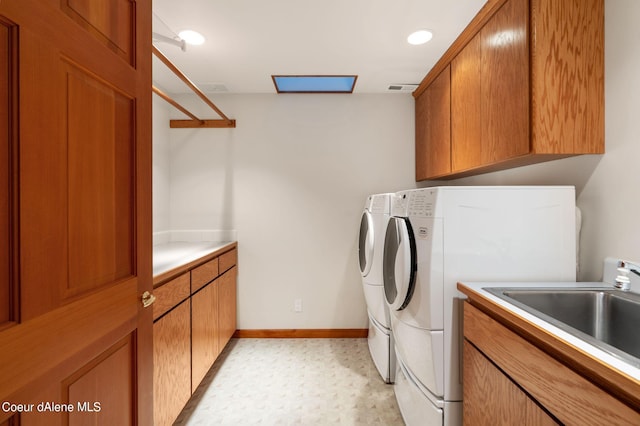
xmin=484 ymin=287 xmax=640 ymax=367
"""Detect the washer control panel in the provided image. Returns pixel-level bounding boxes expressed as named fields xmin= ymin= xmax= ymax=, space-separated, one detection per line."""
xmin=408 ymin=190 xmax=436 ymax=218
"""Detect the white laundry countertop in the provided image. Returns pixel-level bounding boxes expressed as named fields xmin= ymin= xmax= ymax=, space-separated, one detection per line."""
xmin=153 ymin=241 xmax=236 ymax=282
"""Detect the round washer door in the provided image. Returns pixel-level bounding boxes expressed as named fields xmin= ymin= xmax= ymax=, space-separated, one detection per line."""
xmin=383 ymin=217 xmax=417 ymax=311
xmin=358 ymin=211 xmax=374 ymax=277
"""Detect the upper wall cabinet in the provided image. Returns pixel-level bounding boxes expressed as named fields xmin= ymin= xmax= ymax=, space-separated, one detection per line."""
xmin=414 ymin=0 xmax=604 ymax=181
xmin=416 ymin=66 xmax=451 ymax=180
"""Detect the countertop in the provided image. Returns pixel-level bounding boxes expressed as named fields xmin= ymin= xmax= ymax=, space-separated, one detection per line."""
xmin=458 ymin=281 xmax=640 ymax=407
xmin=153 ymin=241 xmax=236 ymax=285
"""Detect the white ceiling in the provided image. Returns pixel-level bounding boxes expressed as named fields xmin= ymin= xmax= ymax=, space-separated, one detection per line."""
xmin=151 ymin=0 xmax=486 ymax=95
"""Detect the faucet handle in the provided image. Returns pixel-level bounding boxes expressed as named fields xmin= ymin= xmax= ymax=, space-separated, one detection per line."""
xmin=615 ymin=263 xmax=631 ymax=291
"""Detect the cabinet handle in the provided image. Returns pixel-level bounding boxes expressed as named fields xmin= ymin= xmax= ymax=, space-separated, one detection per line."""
xmin=141 ymin=291 xmax=156 ymax=308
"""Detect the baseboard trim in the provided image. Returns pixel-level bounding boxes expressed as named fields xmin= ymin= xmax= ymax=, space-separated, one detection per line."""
xmin=233 ymin=329 xmax=368 ymax=339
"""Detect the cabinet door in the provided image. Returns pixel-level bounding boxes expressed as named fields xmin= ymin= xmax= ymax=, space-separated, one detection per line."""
xmin=451 ymin=33 xmax=482 ymax=171
xmin=530 ymin=0 xmax=604 ymax=154
xmin=415 ymin=65 xmax=451 ymax=180
xmin=154 ymin=300 xmax=191 ymax=426
xmin=480 ymin=0 xmax=529 ymax=163
xmin=463 ymin=341 xmax=558 ymax=425
xmin=218 ymin=266 xmax=237 ymax=351
xmin=191 ymin=280 xmax=219 ymax=392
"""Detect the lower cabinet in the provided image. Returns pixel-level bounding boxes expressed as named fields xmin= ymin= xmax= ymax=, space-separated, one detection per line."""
xmin=153 ymin=300 xmax=191 ymax=426
xmin=463 ymin=340 xmax=557 ymax=425
xmin=153 ymin=246 xmax=238 ymax=426
xmin=191 ymin=265 xmax=237 ymax=393
xmin=191 ymin=279 xmax=219 ymax=392
xmin=218 ymin=266 xmax=237 ymax=348
xmin=463 ymin=301 xmax=640 ymax=425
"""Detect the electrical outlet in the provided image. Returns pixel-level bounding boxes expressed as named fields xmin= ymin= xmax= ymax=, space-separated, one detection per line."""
xmin=294 ymin=298 xmax=303 ymax=313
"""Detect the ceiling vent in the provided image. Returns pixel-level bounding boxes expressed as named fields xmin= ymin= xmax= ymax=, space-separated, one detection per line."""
xmin=387 ymin=84 xmax=419 ymax=93
xmin=200 ymin=83 xmax=229 ymax=93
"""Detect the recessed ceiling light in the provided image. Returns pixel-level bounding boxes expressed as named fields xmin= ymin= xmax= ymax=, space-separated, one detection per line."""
xmin=178 ymin=30 xmax=205 ymax=46
xmin=407 ymin=30 xmax=433 ymax=45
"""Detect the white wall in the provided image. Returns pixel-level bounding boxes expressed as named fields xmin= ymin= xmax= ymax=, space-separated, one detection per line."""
xmin=158 ymin=94 xmax=416 ymax=329
xmin=152 ymin=95 xmax=171 ymax=235
xmin=153 ymin=0 xmax=640 ymax=329
xmin=449 ymin=0 xmax=640 ymax=281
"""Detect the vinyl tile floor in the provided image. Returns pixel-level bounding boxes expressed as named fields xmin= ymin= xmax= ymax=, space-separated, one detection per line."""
xmin=174 ymin=338 xmax=404 ymax=425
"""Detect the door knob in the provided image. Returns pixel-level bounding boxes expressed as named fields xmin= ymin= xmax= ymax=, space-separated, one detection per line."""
xmin=141 ymin=291 xmax=156 ymax=308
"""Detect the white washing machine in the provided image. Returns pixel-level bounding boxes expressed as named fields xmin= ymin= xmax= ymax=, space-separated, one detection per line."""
xmin=358 ymin=193 xmax=395 ymax=383
xmin=383 ymin=186 xmax=577 ymax=425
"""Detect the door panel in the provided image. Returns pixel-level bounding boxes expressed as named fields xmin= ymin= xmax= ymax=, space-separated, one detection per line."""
xmin=18 ymin=25 xmax=67 ymax=320
xmin=66 ymin=62 xmax=134 ymax=296
xmin=1 ymin=417 xmax=16 ymax=426
xmin=0 ymin=0 xmax=152 ymax=424
xmin=64 ymin=334 xmax=135 ymax=425
xmin=61 ymin=0 xmax=135 ymax=64
xmin=0 ymin=16 xmax=17 ymax=327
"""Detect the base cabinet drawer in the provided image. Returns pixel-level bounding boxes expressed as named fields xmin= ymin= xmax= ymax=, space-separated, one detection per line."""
xmin=153 ymin=272 xmax=190 ymax=321
xmin=219 ymin=248 xmax=237 ymax=274
xmin=191 ymin=257 xmax=219 ymax=293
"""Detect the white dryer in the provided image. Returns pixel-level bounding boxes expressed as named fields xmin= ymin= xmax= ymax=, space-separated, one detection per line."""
xmin=383 ymin=186 xmax=577 ymax=425
xmin=358 ymin=193 xmax=395 ymax=383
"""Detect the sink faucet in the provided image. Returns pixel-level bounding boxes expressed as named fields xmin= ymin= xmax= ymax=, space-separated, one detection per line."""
xmin=614 ymin=260 xmax=640 ymax=291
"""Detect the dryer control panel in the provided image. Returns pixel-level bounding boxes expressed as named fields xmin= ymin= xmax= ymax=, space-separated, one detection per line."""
xmin=408 ymin=190 xmax=436 ymax=218
xmin=369 ymin=194 xmax=391 ymax=214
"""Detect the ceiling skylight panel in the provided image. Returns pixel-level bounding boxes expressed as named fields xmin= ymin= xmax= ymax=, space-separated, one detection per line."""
xmin=272 ymin=75 xmax=358 ymax=93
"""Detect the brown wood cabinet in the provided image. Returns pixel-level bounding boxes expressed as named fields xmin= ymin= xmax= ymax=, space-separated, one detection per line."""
xmin=464 ymin=340 xmax=557 ymax=425
xmin=152 ymin=245 xmax=238 ymax=426
xmin=192 ymin=257 xmax=219 ymax=293
xmin=450 ymin=33 xmax=482 ymax=172
xmin=462 ymin=301 xmax=640 ymax=425
xmin=191 ymin=279 xmax=220 ymax=392
xmin=415 ymin=66 xmax=451 ymax=180
xmin=218 ymin=267 xmax=238 ymax=349
xmin=415 ymin=0 xmax=604 ymax=180
xmin=452 ymin=0 xmax=530 ymax=172
xmin=153 ymin=300 xmax=191 ymax=426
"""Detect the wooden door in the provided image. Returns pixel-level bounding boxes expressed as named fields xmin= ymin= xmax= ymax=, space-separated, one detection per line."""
xmin=0 ymin=0 xmax=152 ymax=425
xmin=415 ymin=65 xmax=451 ymax=180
